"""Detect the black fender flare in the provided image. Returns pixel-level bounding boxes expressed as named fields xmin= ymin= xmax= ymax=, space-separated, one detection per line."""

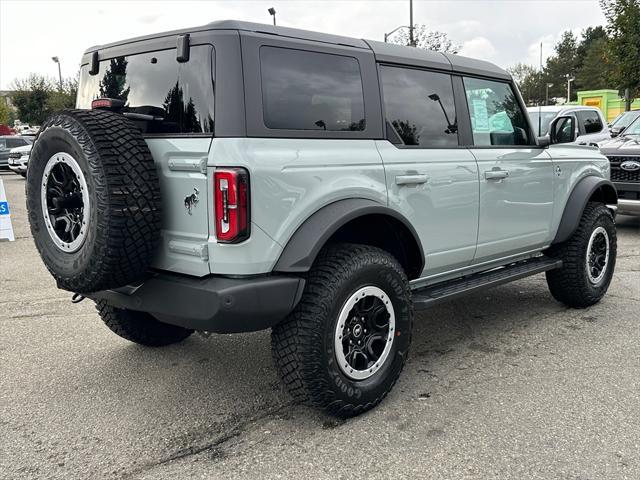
xmin=552 ymin=176 xmax=617 ymax=245
xmin=273 ymin=198 xmax=425 ymax=274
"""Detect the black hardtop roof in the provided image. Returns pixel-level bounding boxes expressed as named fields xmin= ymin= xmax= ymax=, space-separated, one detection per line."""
xmin=84 ymin=20 xmax=510 ymax=80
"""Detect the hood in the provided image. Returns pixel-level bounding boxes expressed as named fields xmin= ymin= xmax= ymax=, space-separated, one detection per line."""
xmin=9 ymin=144 xmax=32 ymax=154
xmin=598 ymin=135 xmax=640 ymax=155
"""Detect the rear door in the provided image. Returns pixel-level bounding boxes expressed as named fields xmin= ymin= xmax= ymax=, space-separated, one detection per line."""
xmin=376 ymin=65 xmax=479 ymax=277
xmin=77 ymin=43 xmax=216 ymax=276
xmin=462 ymin=76 xmax=554 ymax=263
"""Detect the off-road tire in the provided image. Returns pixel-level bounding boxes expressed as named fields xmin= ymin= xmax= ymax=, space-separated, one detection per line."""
xmin=271 ymin=243 xmax=412 ymax=418
xmin=26 ymin=109 xmax=161 ymax=293
xmin=546 ymin=202 xmax=616 ymax=308
xmin=96 ymin=300 xmax=193 ymax=347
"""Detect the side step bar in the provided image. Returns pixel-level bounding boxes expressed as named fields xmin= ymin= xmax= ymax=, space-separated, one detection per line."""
xmin=412 ymin=256 xmax=562 ymax=311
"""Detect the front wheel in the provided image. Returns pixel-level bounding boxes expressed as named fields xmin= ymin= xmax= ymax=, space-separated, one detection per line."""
xmin=546 ymin=202 xmax=617 ymax=308
xmin=271 ymin=243 xmax=412 ymax=417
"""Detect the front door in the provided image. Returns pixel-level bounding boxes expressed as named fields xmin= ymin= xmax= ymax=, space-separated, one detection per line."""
xmin=377 ymin=65 xmax=479 ymax=277
xmin=462 ymin=76 xmax=554 ymax=263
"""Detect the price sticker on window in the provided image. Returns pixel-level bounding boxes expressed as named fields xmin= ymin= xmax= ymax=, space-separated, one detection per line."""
xmin=472 ymin=99 xmax=490 ymax=132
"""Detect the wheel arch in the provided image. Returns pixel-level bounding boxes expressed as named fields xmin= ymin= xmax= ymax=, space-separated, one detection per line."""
xmin=552 ymin=175 xmax=617 ymax=245
xmin=273 ymin=199 xmax=425 ymax=279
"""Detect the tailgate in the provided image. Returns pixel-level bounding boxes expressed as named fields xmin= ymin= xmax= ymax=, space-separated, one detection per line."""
xmin=146 ymin=138 xmax=212 ymax=276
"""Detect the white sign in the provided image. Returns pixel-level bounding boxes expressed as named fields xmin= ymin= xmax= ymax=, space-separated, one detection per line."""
xmin=0 ymin=178 xmax=15 ymax=242
xmin=472 ymin=99 xmax=490 ymax=131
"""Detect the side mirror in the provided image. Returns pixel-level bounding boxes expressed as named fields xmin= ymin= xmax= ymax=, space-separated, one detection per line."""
xmin=549 ymin=115 xmax=577 ymax=144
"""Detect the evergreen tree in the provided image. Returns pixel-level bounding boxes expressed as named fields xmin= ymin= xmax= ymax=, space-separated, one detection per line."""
xmin=600 ymin=0 xmax=640 ymax=109
xmin=543 ymin=31 xmax=580 ymax=101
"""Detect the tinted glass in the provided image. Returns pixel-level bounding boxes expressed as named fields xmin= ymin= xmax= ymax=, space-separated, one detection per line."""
xmin=0 ymin=139 xmax=5 ymax=149
xmin=77 ymin=46 xmax=215 ymax=134
xmin=624 ymin=117 xmax=640 ymax=135
xmin=612 ymin=110 xmax=640 ymax=128
xmin=260 ymin=47 xmax=365 ymax=131
xmin=576 ymin=110 xmax=603 ymax=134
xmin=464 ymin=78 xmax=531 ymax=146
xmin=6 ymin=138 xmax=27 ymax=148
xmin=380 ymin=66 xmax=458 ymax=147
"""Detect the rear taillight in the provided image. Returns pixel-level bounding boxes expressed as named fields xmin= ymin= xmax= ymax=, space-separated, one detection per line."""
xmin=214 ymin=168 xmax=250 ymax=243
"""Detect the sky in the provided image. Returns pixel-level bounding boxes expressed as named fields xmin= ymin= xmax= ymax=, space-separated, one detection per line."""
xmin=0 ymin=0 xmax=607 ymax=90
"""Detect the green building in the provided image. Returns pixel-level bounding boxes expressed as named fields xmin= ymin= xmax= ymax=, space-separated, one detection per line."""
xmin=576 ymin=89 xmax=640 ymax=123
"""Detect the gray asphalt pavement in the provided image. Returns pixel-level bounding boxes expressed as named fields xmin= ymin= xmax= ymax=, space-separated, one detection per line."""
xmin=1 ymin=170 xmax=639 ymax=480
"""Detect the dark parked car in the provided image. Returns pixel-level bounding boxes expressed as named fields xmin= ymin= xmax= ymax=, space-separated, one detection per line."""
xmin=600 ymin=116 xmax=640 ymax=215
xmin=0 ymin=136 xmax=33 ymax=169
xmin=608 ymin=110 xmax=640 ymax=137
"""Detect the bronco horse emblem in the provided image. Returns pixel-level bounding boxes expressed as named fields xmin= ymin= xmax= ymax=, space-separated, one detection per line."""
xmin=184 ymin=188 xmax=199 ymax=215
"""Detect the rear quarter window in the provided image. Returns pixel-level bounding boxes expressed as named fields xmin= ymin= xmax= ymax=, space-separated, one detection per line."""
xmin=77 ymin=46 xmax=215 ymax=135
xmin=260 ymin=46 xmax=366 ymax=132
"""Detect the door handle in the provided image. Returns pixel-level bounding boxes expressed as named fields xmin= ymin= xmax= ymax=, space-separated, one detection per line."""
xmin=395 ymin=174 xmax=429 ymax=185
xmin=484 ymin=169 xmax=509 ymax=180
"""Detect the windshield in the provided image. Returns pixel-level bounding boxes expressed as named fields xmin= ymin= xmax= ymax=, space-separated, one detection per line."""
xmin=622 ymin=116 xmax=640 ymax=136
xmin=528 ymin=111 xmax=558 ymax=135
xmin=612 ymin=111 xmax=640 ymax=129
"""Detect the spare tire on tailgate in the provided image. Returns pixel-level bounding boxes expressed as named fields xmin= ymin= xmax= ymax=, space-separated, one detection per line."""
xmin=26 ymin=109 xmax=162 ymax=293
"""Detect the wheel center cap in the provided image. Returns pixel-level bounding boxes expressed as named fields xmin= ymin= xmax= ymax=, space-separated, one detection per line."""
xmin=352 ymin=324 xmax=363 ymax=338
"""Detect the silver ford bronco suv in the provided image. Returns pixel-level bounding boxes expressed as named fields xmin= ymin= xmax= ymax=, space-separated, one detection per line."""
xmin=26 ymin=21 xmax=618 ymax=417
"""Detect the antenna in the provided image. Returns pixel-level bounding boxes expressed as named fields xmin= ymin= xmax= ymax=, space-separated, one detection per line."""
xmin=538 ymin=42 xmax=542 ymax=136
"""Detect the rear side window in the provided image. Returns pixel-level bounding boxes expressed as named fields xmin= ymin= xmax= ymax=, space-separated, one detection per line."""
xmin=77 ymin=46 xmax=215 ymax=135
xmin=380 ymin=65 xmax=458 ymax=147
xmin=576 ymin=110 xmax=603 ymax=134
xmin=260 ymin=46 xmax=366 ymax=131
xmin=463 ymin=77 xmax=532 ymax=146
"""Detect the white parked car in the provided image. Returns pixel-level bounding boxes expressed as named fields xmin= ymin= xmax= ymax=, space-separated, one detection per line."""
xmin=527 ymin=105 xmax=611 ymax=146
xmin=8 ymin=143 xmax=32 ymax=177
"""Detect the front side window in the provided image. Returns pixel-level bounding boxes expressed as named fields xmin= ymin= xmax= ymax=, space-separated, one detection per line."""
xmin=260 ymin=46 xmax=365 ymax=131
xmin=464 ymin=77 xmax=531 ymax=146
xmin=77 ymin=46 xmax=215 ymax=135
xmin=576 ymin=110 xmax=603 ymax=134
xmin=380 ymin=66 xmax=458 ymax=147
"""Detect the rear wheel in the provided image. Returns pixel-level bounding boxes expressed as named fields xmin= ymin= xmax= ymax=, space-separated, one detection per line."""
xmin=271 ymin=243 xmax=412 ymax=417
xmin=546 ymin=202 xmax=616 ymax=308
xmin=96 ymin=300 xmax=193 ymax=347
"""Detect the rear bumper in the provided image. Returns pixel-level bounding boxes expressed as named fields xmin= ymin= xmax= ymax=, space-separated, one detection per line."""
xmin=87 ymin=273 xmax=306 ymax=333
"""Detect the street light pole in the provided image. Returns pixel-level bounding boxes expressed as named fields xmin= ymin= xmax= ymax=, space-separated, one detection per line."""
xmin=52 ymin=56 xmax=62 ymax=91
xmin=384 ymin=25 xmax=410 ymax=43
xmin=565 ymin=74 xmax=575 ymax=103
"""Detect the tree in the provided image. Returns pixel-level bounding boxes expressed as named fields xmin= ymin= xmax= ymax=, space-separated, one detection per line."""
xmin=389 ymin=25 xmax=460 ymax=53
xmin=543 ymin=31 xmax=580 ymax=101
xmin=11 ymin=74 xmax=53 ymax=125
xmin=0 ymin=100 xmax=11 ymax=125
xmin=508 ymin=63 xmax=543 ymax=105
xmin=10 ymin=74 xmax=78 ymax=125
xmin=600 ymin=0 xmax=640 ymax=110
xmin=575 ymin=36 xmax=614 ymax=91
